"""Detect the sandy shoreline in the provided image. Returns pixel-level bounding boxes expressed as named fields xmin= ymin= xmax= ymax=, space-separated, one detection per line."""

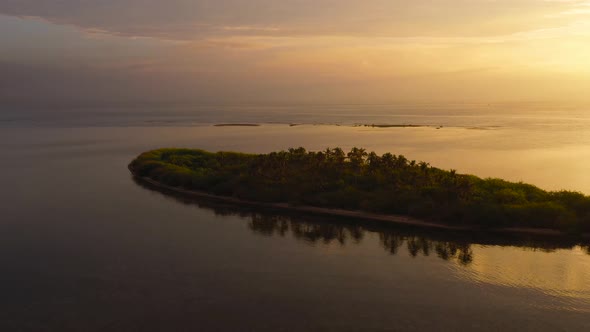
xmin=130 ymin=167 xmax=587 ymax=238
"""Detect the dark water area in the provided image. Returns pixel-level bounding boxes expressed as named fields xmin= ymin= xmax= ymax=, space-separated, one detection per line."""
xmin=1 ymin=111 xmax=590 ymax=331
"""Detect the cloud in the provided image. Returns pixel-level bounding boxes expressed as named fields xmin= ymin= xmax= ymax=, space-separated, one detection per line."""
xmin=1 ymin=0 xmax=588 ymax=40
xmin=3 ymin=1 xmax=590 ymax=104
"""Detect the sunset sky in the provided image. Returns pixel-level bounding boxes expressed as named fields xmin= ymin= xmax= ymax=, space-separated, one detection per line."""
xmin=2 ymin=0 xmax=590 ymax=103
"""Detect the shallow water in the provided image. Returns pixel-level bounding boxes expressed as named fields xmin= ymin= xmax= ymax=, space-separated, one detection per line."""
xmin=1 ymin=105 xmax=590 ymax=331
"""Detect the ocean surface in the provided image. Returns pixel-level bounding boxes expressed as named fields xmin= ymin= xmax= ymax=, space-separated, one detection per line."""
xmin=1 ymin=102 xmax=590 ymax=331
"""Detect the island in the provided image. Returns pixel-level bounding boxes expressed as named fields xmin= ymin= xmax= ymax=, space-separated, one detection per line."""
xmin=129 ymin=148 xmax=590 ymax=235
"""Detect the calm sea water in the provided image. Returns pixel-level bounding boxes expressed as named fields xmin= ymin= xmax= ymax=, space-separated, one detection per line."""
xmin=1 ymin=103 xmax=589 ymax=331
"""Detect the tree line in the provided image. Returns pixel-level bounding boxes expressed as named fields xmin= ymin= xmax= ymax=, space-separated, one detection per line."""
xmin=130 ymin=147 xmax=590 ymax=233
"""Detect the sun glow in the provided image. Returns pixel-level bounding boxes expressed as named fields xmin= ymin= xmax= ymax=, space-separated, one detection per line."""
xmin=2 ymin=1 xmax=590 ymax=102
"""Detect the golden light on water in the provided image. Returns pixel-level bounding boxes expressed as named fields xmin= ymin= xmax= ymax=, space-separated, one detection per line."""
xmin=453 ymin=246 xmax=590 ymax=306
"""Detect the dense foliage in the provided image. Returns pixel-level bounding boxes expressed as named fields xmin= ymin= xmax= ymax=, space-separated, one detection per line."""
xmin=130 ymin=148 xmax=590 ymax=232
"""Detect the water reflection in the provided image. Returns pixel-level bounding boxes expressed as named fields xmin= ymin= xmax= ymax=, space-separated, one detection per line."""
xmin=250 ymin=214 xmax=364 ymax=245
xmin=133 ymin=177 xmax=590 ymax=266
xmin=382 ymin=233 xmax=474 ymax=265
xmin=249 ymin=214 xmax=475 ymax=264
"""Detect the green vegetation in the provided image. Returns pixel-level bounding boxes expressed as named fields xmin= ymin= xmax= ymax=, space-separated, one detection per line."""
xmin=129 ymin=148 xmax=590 ymax=233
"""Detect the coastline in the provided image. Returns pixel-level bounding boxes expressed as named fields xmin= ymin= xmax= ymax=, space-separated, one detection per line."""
xmin=129 ymin=166 xmax=585 ymax=238
xmin=208 ymin=123 xmax=499 ymax=130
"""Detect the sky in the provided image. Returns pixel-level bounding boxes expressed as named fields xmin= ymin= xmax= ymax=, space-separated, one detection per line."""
xmin=2 ymin=0 xmax=590 ymax=104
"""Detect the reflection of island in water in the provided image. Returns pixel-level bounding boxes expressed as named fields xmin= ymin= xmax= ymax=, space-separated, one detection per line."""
xmin=133 ymin=177 xmax=590 ymax=266
xmin=249 ymin=213 xmax=475 ymax=264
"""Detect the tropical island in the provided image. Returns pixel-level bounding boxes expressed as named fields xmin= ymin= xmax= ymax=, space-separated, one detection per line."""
xmin=129 ymin=148 xmax=590 ymax=235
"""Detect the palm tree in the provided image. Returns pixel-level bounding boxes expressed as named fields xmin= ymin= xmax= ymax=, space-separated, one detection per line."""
xmin=382 ymin=153 xmax=395 ymax=168
xmin=332 ymin=147 xmax=346 ymax=164
xmin=367 ymin=151 xmax=381 ymax=172
xmin=347 ymin=147 xmax=368 ymax=169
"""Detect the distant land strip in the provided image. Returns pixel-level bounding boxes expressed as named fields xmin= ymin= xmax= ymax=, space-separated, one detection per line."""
xmin=208 ymin=123 xmax=503 ymax=130
xmin=214 ymin=123 xmax=261 ymax=127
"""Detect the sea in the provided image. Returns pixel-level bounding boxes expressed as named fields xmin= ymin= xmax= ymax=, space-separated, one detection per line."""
xmin=1 ymin=102 xmax=589 ymax=331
